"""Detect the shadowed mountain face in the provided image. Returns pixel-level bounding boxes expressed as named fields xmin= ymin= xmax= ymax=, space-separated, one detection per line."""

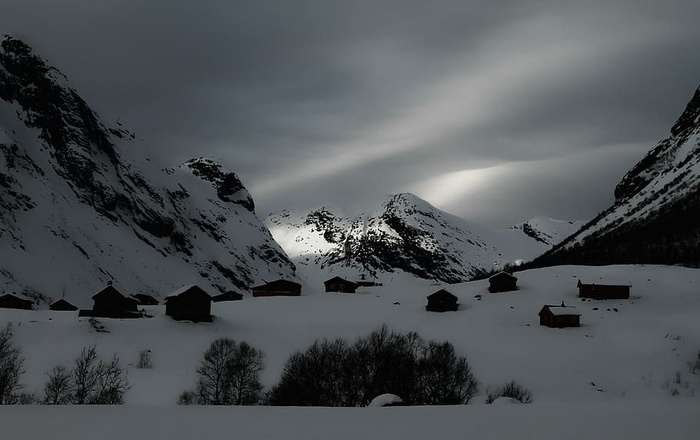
xmin=0 ymin=36 xmax=295 ymax=305
xmin=534 ymin=86 xmax=700 ymax=267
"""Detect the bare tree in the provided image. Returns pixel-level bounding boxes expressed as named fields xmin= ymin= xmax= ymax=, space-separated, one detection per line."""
xmin=71 ymin=346 xmax=128 ymax=404
xmin=0 ymin=324 xmax=24 ymax=404
xmin=44 ymin=365 xmax=72 ymax=404
xmin=188 ymin=338 xmax=265 ymax=405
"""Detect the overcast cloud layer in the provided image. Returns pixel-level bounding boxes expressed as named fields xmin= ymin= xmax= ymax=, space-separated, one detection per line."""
xmin=3 ymin=1 xmax=700 ymax=226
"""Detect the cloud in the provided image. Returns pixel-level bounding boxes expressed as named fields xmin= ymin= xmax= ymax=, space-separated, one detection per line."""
xmin=2 ymin=0 xmax=699 ymax=225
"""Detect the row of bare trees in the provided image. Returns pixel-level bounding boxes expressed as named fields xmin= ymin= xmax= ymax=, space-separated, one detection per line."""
xmin=0 ymin=324 xmax=128 ymax=405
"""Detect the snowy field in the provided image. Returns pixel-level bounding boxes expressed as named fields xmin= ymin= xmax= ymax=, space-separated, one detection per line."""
xmin=1 ymin=264 xmax=699 ymax=438
xmin=1 ymin=402 xmax=698 ymax=440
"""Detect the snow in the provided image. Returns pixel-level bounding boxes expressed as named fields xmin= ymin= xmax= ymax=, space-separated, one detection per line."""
xmin=0 ymin=402 xmax=698 ymax=440
xmin=368 ymin=393 xmax=403 ymax=407
xmin=0 ymin=265 xmax=698 ymax=437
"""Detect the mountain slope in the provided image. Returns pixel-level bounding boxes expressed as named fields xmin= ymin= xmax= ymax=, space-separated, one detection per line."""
xmin=534 ymin=85 xmax=700 ymax=266
xmin=510 ymin=217 xmax=585 ymax=247
xmin=0 ymin=36 xmax=296 ymax=305
xmin=267 ymin=193 xmax=552 ymax=284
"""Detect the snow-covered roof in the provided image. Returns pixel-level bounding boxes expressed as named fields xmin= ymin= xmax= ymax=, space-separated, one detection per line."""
xmin=490 ymin=271 xmax=517 ymax=280
xmin=578 ymin=279 xmax=632 ymax=287
xmin=164 ymin=284 xmax=198 ymax=300
xmin=542 ymin=305 xmax=581 ymax=316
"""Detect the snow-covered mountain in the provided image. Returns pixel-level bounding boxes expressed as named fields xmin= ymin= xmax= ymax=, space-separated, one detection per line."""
xmin=535 ymin=85 xmax=700 ymax=266
xmin=266 ymin=193 xmax=553 ymax=284
xmin=510 ymin=217 xmax=585 ymax=247
xmin=0 ymin=36 xmax=296 ymax=306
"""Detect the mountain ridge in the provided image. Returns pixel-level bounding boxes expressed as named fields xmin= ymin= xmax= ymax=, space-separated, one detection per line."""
xmin=0 ymin=35 xmax=296 ymax=306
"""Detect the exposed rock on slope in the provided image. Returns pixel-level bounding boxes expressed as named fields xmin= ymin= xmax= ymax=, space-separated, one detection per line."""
xmin=534 ymin=86 xmax=700 ymax=266
xmin=0 ymin=36 xmax=295 ymax=305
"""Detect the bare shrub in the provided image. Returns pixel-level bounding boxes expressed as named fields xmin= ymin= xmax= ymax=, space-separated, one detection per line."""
xmin=485 ymin=380 xmax=533 ymax=404
xmin=137 ymin=350 xmax=153 ymax=369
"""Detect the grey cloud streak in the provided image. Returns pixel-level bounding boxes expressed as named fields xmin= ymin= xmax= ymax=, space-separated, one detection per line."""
xmin=2 ymin=0 xmax=699 ymax=226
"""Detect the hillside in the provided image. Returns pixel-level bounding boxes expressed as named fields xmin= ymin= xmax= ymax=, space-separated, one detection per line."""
xmin=0 ymin=36 xmax=296 ymax=306
xmin=534 ymin=86 xmax=700 ymax=267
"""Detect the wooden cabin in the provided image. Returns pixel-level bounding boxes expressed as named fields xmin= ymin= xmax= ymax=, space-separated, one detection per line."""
xmin=324 ymin=276 xmax=360 ymax=293
xmin=577 ymin=280 xmax=630 ymax=300
xmin=133 ymin=294 xmax=159 ymax=305
xmin=489 ymin=272 xmax=518 ymax=293
xmin=251 ymin=279 xmax=302 ymax=297
xmin=0 ymin=293 xmax=33 ymax=310
xmin=212 ymin=291 xmax=244 ymax=302
xmin=538 ymin=303 xmax=581 ymax=328
xmin=49 ymin=298 xmax=78 ymax=311
xmin=165 ymin=285 xmax=212 ymax=322
xmin=91 ymin=284 xmax=140 ymax=318
xmin=426 ymin=289 xmax=458 ymax=312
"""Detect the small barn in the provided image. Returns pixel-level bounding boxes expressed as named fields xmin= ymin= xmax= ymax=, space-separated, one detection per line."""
xmin=324 ymin=276 xmax=360 ymax=293
xmin=251 ymin=279 xmax=302 ymax=297
xmin=49 ymin=298 xmax=78 ymax=311
xmin=0 ymin=293 xmax=33 ymax=310
xmin=91 ymin=284 xmax=140 ymax=318
xmin=538 ymin=303 xmax=581 ymax=328
xmin=165 ymin=285 xmax=212 ymax=322
xmin=426 ymin=289 xmax=458 ymax=312
xmin=133 ymin=294 xmax=159 ymax=305
xmin=489 ymin=272 xmax=518 ymax=293
xmin=212 ymin=291 xmax=244 ymax=302
xmin=577 ymin=280 xmax=630 ymax=300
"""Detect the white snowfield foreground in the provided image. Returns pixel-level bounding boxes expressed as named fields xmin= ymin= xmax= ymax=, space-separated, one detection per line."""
xmin=0 ymin=402 xmax=697 ymax=440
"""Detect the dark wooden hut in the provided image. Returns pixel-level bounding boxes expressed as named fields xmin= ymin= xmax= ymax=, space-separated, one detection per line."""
xmin=212 ymin=291 xmax=244 ymax=302
xmin=165 ymin=285 xmax=212 ymax=322
xmin=0 ymin=293 xmax=33 ymax=310
xmin=251 ymin=279 xmax=302 ymax=297
xmin=489 ymin=271 xmax=518 ymax=293
xmin=426 ymin=289 xmax=458 ymax=312
xmin=91 ymin=284 xmax=140 ymax=318
xmin=324 ymin=276 xmax=360 ymax=293
xmin=49 ymin=298 xmax=78 ymax=311
xmin=538 ymin=303 xmax=581 ymax=328
xmin=133 ymin=294 xmax=159 ymax=305
xmin=577 ymin=280 xmax=630 ymax=300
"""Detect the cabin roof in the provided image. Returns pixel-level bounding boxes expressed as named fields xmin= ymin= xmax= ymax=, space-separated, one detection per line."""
xmin=489 ymin=271 xmax=517 ymax=281
xmin=164 ymin=285 xmax=211 ymax=301
xmin=92 ymin=285 xmax=126 ymax=300
xmin=0 ymin=293 xmax=32 ymax=303
xmin=577 ymin=279 xmax=631 ymax=287
xmin=252 ymin=279 xmax=301 ymax=291
xmin=539 ymin=305 xmax=581 ymax=316
xmin=324 ymin=276 xmax=359 ymax=286
xmin=427 ymin=289 xmax=457 ymax=300
xmin=49 ymin=298 xmax=76 ymax=307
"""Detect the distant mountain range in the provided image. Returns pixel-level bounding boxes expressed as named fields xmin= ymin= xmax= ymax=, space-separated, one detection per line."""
xmin=266 ymin=194 xmax=581 ymax=284
xmin=533 ymin=85 xmax=700 ymax=267
xmin=0 ymin=36 xmax=296 ymax=306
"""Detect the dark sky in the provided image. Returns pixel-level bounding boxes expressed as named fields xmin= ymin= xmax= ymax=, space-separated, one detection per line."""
xmin=3 ymin=1 xmax=700 ymax=226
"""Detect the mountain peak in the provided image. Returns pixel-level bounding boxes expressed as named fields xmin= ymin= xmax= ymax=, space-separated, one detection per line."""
xmin=180 ymin=157 xmax=254 ymax=211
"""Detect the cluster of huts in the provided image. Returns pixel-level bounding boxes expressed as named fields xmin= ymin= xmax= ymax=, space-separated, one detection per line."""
xmin=425 ymin=271 xmax=631 ymax=329
xmin=0 ymin=272 xmax=631 ymax=328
